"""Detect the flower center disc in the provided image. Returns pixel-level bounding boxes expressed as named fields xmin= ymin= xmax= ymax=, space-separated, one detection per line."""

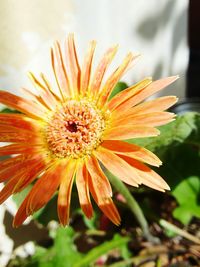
xmin=46 ymin=100 xmax=105 ymax=159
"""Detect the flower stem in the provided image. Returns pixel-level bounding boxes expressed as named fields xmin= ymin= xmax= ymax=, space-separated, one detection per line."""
xmin=108 ymin=172 xmax=159 ymax=243
xmin=159 ymin=219 xmax=200 ymax=244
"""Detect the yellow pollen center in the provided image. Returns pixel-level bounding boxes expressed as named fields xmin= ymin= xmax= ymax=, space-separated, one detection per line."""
xmin=46 ymin=100 xmax=106 ymax=159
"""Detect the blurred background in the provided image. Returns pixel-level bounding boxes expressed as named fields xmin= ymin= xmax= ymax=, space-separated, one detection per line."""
xmin=1 ymin=1 xmax=199 ymax=266
xmin=0 ymin=0 xmax=188 ymax=99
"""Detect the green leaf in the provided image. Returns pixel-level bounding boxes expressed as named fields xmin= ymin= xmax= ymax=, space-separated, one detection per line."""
xmin=172 ymin=176 xmax=200 ymax=205
xmin=172 ymin=176 xmax=200 ymax=224
xmin=0 ymin=107 xmax=20 ymax=113
xmin=109 ymin=82 xmax=128 ymax=100
xmin=27 ymin=227 xmax=82 ymax=267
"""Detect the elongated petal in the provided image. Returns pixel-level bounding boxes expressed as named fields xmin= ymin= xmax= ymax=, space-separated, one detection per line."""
xmin=57 ymin=160 xmax=76 ymax=226
xmin=86 ymin=156 xmax=112 ymax=202
xmin=113 ymin=76 xmax=179 ymax=114
xmin=26 ymin=162 xmax=65 ymax=213
xmin=103 ymin=125 xmax=160 ymax=140
xmin=13 ymin=197 xmax=29 ymax=227
xmin=0 ymin=155 xmax=47 ymax=184
xmin=119 ymin=155 xmax=170 ymax=191
xmin=97 ymin=198 xmax=121 ymax=226
xmin=13 ymin=161 xmax=65 ymax=227
xmin=0 ymin=156 xmax=46 ymax=204
xmin=89 ymin=45 xmax=118 ymax=96
xmin=87 ymin=171 xmax=120 ymax=225
xmin=98 ymin=52 xmax=138 ymax=106
xmin=27 ymin=162 xmax=65 ymax=214
xmin=128 ymin=96 xmax=178 ymax=115
xmin=51 ymin=41 xmax=71 ymax=99
xmin=112 ymin=112 xmax=175 ymax=127
xmin=107 ymin=78 xmax=152 ymax=111
xmin=0 ymin=91 xmax=46 ymax=119
xmin=0 ymin=155 xmax=25 ymax=173
xmin=21 ymin=87 xmax=50 ymax=111
xmin=76 ymin=161 xmax=93 ymax=218
xmin=0 ymin=126 xmax=40 ymax=143
xmin=94 ymin=146 xmax=140 ymax=186
xmin=0 ymin=113 xmax=38 ymax=131
xmin=0 ymin=155 xmax=31 ymax=183
xmin=0 ymin=143 xmax=42 ymax=157
xmin=80 ymin=40 xmax=96 ymax=95
xmin=101 ymin=140 xmax=162 ymax=167
xmin=40 ymin=73 xmax=60 ymax=101
xmin=28 ymin=72 xmax=58 ymax=109
xmin=65 ymin=34 xmax=81 ymax=95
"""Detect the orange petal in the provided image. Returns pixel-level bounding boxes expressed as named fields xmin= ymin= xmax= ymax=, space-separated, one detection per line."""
xmin=103 ymin=125 xmax=160 ymax=140
xmin=98 ymin=198 xmax=121 ymax=226
xmin=0 ymin=126 xmax=39 ymax=143
xmin=80 ymin=40 xmax=96 ymax=95
xmin=65 ymin=34 xmax=81 ymax=95
xmin=27 ymin=162 xmax=65 ymax=214
xmin=113 ymin=76 xmax=179 ymax=115
xmin=0 ymin=143 xmax=41 ymax=157
xmin=89 ymin=45 xmax=118 ymax=96
xmin=0 ymin=113 xmax=38 ymax=132
xmin=94 ymin=146 xmax=140 ymax=186
xmin=0 ymin=156 xmax=46 ymax=204
xmin=76 ymin=161 xmax=93 ymax=218
xmin=51 ymin=41 xmax=71 ymax=99
xmin=101 ymin=140 xmax=162 ymax=167
xmin=21 ymin=87 xmax=50 ymax=111
xmin=0 ymin=155 xmax=25 ymax=173
xmin=127 ymin=96 xmax=178 ymax=115
xmin=0 ymin=155 xmax=30 ymax=183
xmin=113 ymin=95 xmax=178 ymax=122
xmin=57 ymin=160 xmax=76 ymax=226
xmin=112 ymin=112 xmax=176 ymax=127
xmin=98 ymin=52 xmax=138 ymax=107
xmin=107 ymin=78 xmax=152 ymax=111
xmin=0 ymin=91 xmax=46 ymax=119
xmin=40 ymin=73 xmax=60 ymax=101
xmin=86 ymin=155 xmax=112 ymax=202
xmin=87 ymin=170 xmax=120 ymax=226
xmin=28 ymin=72 xmax=58 ymax=109
xmin=119 ymin=155 xmax=170 ymax=191
xmin=13 ymin=196 xmax=29 ymax=227
xmin=13 ymin=161 xmax=65 ymax=227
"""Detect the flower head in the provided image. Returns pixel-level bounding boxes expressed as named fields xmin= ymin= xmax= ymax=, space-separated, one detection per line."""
xmin=0 ymin=34 xmax=178 ymax=227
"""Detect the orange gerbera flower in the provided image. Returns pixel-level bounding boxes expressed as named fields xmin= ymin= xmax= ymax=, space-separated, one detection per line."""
xmin=0 ymin=34 xmax=178 ymax=227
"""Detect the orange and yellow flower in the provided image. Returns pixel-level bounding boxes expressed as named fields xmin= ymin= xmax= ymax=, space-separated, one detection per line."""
xmin=0 ymin=34 xmax=178 ymax=227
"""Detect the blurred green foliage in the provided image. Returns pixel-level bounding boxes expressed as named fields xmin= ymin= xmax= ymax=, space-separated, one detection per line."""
xmin=8 ymin=228 xmax=129 ymax=267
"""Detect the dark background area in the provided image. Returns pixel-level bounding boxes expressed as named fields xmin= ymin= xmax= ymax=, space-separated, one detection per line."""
xmin=187 ymin=0 xmax=200 ymax=98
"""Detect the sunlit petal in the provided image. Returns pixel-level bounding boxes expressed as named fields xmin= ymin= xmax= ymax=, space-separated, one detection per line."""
xmin=89 ymin=45 xmax=118 ymax=96
xmin=119 ymin=155 xmax=170 ymax=191
xmin=112 ymin=76 xmax=179 ymax=115
xmin=101 ymin=140 xmax=162 ymax=167
xmin=57 ymin=160 xmax=76 ymax=226
xmin=76 ymin=161 xmax=93 ymax=218
xmin=104 ymin=125 xmax=160 ymax=140
xmin=94 ymin=146 xmax=140 ymax=186
xmin=0 ymin=91 xmax=47 ymax=119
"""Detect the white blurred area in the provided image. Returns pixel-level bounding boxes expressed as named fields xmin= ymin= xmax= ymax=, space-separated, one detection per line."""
xmin=0 ymin=0 xmax=189 ymax=266
xmin=0 ymin=0 xmax=188 ymax=99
